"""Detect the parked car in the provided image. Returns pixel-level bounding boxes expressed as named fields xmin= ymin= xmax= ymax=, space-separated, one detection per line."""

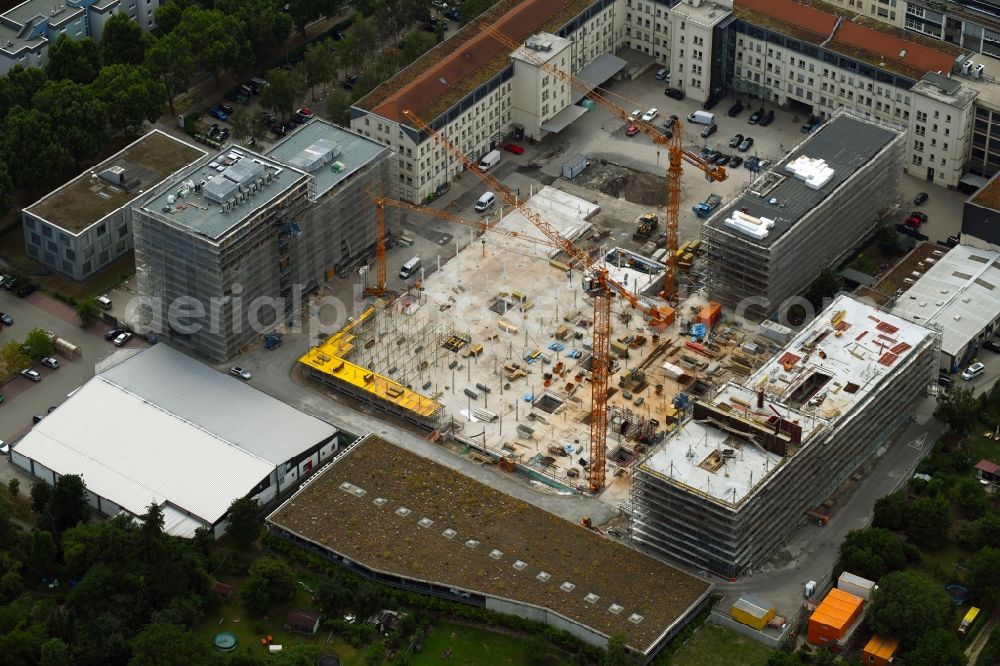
xmin=0 ymin=440 xmax=8 ymax=455
xmin=216 ymin=128 xmax=230 ymax=141
xmin=444 ymin=8 xmax=459 ymax=20
xmin=738 ymin=136 xmax=754 ymax=152
xmin=17 ymin=284 xmax=36 ymax=297
xmin=801 ymin=116 xmax=821 ymax=133
xmin=904 ymin=214 xmax=924 ymax=229
xmin=909 ymin=211 xmax=928 ymax=223
xmin=340 ymin=80 xmax=354 ymax=90
xmin=40 ymin=357 xmax=59 ymax=369
xmin=626 ymin=124 xmax=640 ymax=137
xmin=104 ymin=327 xmax=124 ymax=341
xmin=219 ymin=104 xmax=234 ymax=115
xmin=655 ymin=67 xmax=669 ymax=81
xmin=431 ymin=0 xmax=447 ymax=7
xmin=663 ymin=115 xmax=678 ymax=131
xmin=0 ymin=312 xmax=12 ymax=326
xmin=938 ymin=373 xmax=953 ymax=388
xmin=230 ymin=366 xmax=252 ymax=380
xmin=113 ymin=332 xmax=133 ymax=347
xmin=729 ymin=155 xmax=744 ymax=168
xmin=629 ymin=109 xmax=642 ymax=121
xmin=641 ymin=107 xmax=659 ymax=122
xmin=759 ymin=110 xmax=775 ymax=126
xmin=946 ymin=234 xmax=961 ymax=247
xmin=728 ymin=133 xmax=744 ymax=148
xmin=295 ymin=107 xmax=315 ymax=121
xmin=961 ymin=362 xmax=986 ymax=380
xmin=700 ymin=123 xmax=717 ymax=138
xmin=3 ymin=276 xmax=16 ymax=290
xmin=727 ymin=100 xmax=744 ymax=117
xmin=207 ymin=123 xmax=220 ymax=137
xmin=503 ymin=143 xmax=525 ymax=154
xmin=664 ymin=88 xmax=685 ymax=100
xmin=208 ymin=105 xmax=230 ymax=121
xmin=914 ymin=192 xmax=929 ymax=205
xmin=271 ymin=123 xmax=289 ymax=137
xmin=713 ymin=152 xmax=729 ymax=166
xmin=748 ymin=108 xmax=764 ymax=124
xmin=332 ymin=30 xmax=345 ymax=41
xmin=983 ymin=340 xmax=1000 ymax=353
xmin=21 ymin=369 xmax=41 ymax=382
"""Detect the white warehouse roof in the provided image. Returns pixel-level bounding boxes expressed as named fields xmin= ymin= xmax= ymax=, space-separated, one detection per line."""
xmin=890 ymin=244 xmax=1000 ymax=358
xmin=13 ymin=344 xmax=338 ymax=534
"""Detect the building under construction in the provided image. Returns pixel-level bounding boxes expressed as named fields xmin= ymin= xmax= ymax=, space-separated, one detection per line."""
xmin=628 ymin=294 xmax=938 ymax=578
xmin=701 ymin=111 xmax=906 ymax=320
xmin=132 ymin=120 xmax=391 ymax=361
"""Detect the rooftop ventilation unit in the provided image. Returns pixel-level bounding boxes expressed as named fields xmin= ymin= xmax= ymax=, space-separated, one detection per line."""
xmin=962 ymin=60 xmax=974 ymax=75
xmin=524 ymin=36 xmax=553 ymax=51
xmin=974 ymin=64 xmax=985 ymax=78
xmin=99 ymin=166 xmax=127 ymax=186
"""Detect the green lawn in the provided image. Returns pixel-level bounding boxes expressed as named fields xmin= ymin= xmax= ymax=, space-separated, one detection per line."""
xmin=667 ymin=623 xmax=773 ymax=666
xmin=197 ymin=578 xmax=363 ymax=665
xmin=409 ymin=622 xmax=544 ymax=666
xmin=965 ymin=432 xmax=1000 ymax=467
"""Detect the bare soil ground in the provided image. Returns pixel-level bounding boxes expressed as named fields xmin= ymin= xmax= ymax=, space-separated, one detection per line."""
xmin=573 ymin=159 xmax=666 ymax=207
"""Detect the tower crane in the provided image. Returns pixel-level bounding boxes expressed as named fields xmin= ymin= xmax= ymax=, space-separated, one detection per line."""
xmin=479 ymin=25 xmax=727 ymax=299
xmin=403 ymin=108 xmax=673 ymax=492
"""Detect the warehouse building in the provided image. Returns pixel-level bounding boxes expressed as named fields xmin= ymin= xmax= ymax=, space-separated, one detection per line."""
xmin=267 ymin=434 xmax=713 ymax=661
xmin=132 ymin=120 xmax=391 ymax=361
xmin=629 ymin=294 xmax=938 ymax=578
xmin=10 ymin=344 xmax=341 ymax=538
xmin=22 ymin=131 xmax=205 ymax=281
xmin=890 ymin=243 xmax=1000 ymax=371
xmin=701 ymin=111 xmax=905 ymax=319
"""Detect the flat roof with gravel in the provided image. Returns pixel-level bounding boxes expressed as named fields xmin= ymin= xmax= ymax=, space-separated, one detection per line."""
xmin=267 ymin=434 xmax=711 ymax=654
xmin=25 ymin=131 xmax=205 ymax=235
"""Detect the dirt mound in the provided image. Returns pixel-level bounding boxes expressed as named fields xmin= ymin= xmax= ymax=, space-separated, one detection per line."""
xmin=573 ymin=160 xmax=665 ymax=206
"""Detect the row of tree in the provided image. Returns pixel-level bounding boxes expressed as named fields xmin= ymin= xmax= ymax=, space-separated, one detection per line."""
xmin=0 ymin=327 xmax=55 ymax=378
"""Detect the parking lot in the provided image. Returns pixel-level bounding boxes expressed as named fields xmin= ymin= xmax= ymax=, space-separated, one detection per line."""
xmin=0 ymin=289 xmax=145 ymax=448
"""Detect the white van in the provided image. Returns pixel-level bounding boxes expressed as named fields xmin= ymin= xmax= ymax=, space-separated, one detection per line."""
xmin=96 ymin=295 xmax=112 ymax=310
xmin=475 ymin=191 xmax=497 ymax=212
xmin=399 ymin=256 xmax=421 ymax=279
xmin=478 ymin=149 xmax=501 ymax=171
xmin=687 ymin=110 xmax=715 ymax=125
xmin=655 ymin=67 xmax=669 ymax=81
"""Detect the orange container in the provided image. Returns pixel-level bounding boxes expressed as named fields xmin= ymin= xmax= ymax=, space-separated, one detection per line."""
xmin=807 ymin=588 xmax=863 ymax=645
xmin=697 ymin=301 xmax=722 ymax=330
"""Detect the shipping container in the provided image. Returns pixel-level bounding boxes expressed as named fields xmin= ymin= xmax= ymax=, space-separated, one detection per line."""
xmin=731 ymin=594 xmax=775 ymax=630
xmin=837 ymin=571 xmax=877 ymax=602
xmin=562 ymin=153 xmax=589 ymax=179
xmin=807 ymin=588 xmax=863 ymax=645
xmin=861 ymin=634 xmax=898 ymax=666
xmin=697 ymin=301 xmax=722 ymax=330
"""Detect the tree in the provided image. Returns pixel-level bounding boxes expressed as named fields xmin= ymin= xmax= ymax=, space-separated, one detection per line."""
xmin=459 ymin=0 xmax=492 ymax=25
xmin=400 ymin=30 xmax=436 ymax=67
xmin=24 ymin=327 xmax=55 ymax=360
xmin=26 ymin=529 xmax=56 ymax=576
xmin=143 ymin=32 xmax=194 ymax=116
xmin=906 ymin=495 xmax=950 ymax=549
xmin=45 ymin=34 xmax=102 ymax=84
xmin=0 ymin=339 xmax=29 ymax=375
xmin=0 ymin=65 xmax=48 ymax=117
xmin=271 ymin=642 xmax=321 ymax=665
xmin=240 ymin=572 xmax=273 ymax=615
xmin=604 ymin=634 xmax=642 ymax=666
xmin=247 ymin=556 xmax=294 ymax=600
xmin=302 ymin=39 xmax=335 ymax=100
xmin=2 ymin=106 xmax=70 ymax=189
xmin=8 ymin=478 xmax=20 ymax=498
xmin=100 ymin=13 xmax=152 ymax=66
xmin=339 ymin=15 xmax=376 ymax=72
xmin=39 ymin=638 xmax=70 ymax=666
xmin=876 ymin=226 xmax=901 ymax=255
xmin=216 ymin=0 xmax=292 ymax=68
xmin=175 ymin=8 xmax=245 ymax=83
xmin=966 ymin=547 xmax=1000 ymax=606
xmin=0 ymin=155 xmax=13 ymax=213
xmin=959 ymin=511 xmax=1000 ymax=550
xmin=92 ymin=64 xmax=166 ymax=137
xmin=286 ymin=0 xmax=325 ymax=35
xmin=260 ymin=67 xmax=302 ymax=119
xmin=29 ymin=482 xmax=52 ymax=515
xmin=837 ymin=528 xmax=907 ymax=582
xmin=154 ymin=0 xmax=190 ymax=34
xmin=229 ymin=106 xmax=268 ymax=147
xmin=905 ymin=628 xmax=967 ymax=666
xmin=935 ymin=385 xmax=978 ymax=437
xmin=804 ymin=267 xmax=843 ymax=310
xmin=325 ymin=88 xmax=352 ymax=125
xmin=75 ymin=298 xmax=102 ymax=327
xmin=872 ymin=491 xmax=908 ymax=531
xmin=129 ymin=622 xmax=212 ymax=666
xmin=32 ymin=79 xmax=107 ymax=169
xmin=950 ymin=477 xmax=989 ymax=518
xmin=50 ymin=474 xmax=89 ymax=533
xmin=225 ymin=497 xmax=262 ymax=548
xmin=867 ymin=571 xmax=951 ymax=649
xmin=1 ymin=571 xmax=24 ymax=601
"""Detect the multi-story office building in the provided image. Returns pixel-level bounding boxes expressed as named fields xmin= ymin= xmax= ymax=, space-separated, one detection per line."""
xmin=132 ymin=120 xmax=392 ymax=361
xmin=0 ymin=0 xmax=162 ymax=75
xmin=21 ymin=130 xmax=205 ymax=281
xmin=701 ymin=111 xmax=906 ymax=318
xmin=903 ymin=0 xmax=1000 ymax=58
xmin=630 ymin=294 xmax=938 ymax=578
xmin=351 ymin=0 xmax=624 ymax=204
